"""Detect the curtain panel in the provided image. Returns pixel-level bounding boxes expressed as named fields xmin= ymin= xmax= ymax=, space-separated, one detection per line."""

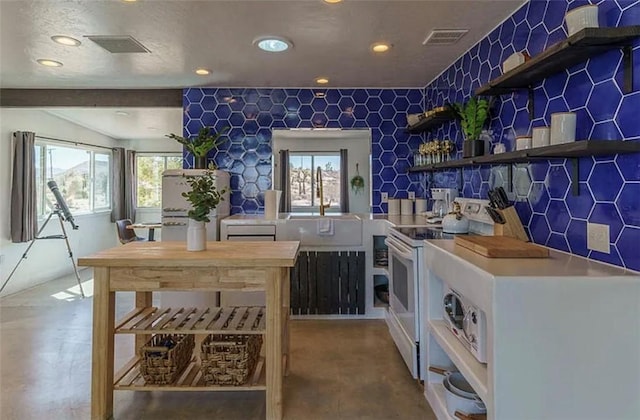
xmin=10 ymin=131 xmax=37 ymax=243
xmin=278 ymin=149 xmax=291 ymax=212
xmin=125 ymin=150 xmax=137 ymax=221
xmin=340 ymin=149 xmax=349 ymax=213
xmin=110 ymin=147 xmax=125 ymax=222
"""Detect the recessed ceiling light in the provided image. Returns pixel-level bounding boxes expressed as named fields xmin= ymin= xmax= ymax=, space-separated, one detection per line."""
xmin=254 ymin=36 xmax=293 ymax=52
xmin=371 ymin=42 xmax=391 ymax=53
xmin=51 ymin=35 xmax=81 ymax=46
xmin=195 ymin=68 xmax=211 ymax=75
xmin=122 ymin=0 xmax=137 ymax=2
xmin=147 ymin=127 xmax=158 ymax=131
xmin=315 ymin=77 xmax=329 ymax=85
xmin=115 ymin=111 xmax=129 ymax=116
xmin=323 ymin=0 xmax=343 ymax=3
xmin=37 ymin=59 xmax=63 ymax=67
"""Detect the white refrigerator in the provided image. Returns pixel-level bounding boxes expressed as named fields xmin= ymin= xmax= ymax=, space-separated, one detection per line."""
xmin=160 ymin=169 xmax=230 ymax=307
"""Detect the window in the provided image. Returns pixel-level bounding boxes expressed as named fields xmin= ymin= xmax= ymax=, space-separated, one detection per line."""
xmin=35 ymin=142 xmax=112 ymax=217
xmin=136 ymin=154 xmax=183 ymax=208
xmin=289 ymin=153 xmax=341 ymax=211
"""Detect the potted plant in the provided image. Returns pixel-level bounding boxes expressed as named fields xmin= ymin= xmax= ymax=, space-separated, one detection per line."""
xmin=452 ymin=97 xmax=491 ymax=158
xmin=181 ymin=170 xmax=227 ymax=251
xmin=166 ymin=126 xmax=228 ymax=169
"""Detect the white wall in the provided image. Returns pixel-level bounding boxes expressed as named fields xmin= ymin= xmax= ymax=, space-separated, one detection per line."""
xmin=0 ymin=109 xmax=123 ymax=297
xmin=272 ymin=129 xmax=371 ymax=213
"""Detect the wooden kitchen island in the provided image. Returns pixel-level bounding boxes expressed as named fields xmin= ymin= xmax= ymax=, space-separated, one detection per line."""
xmin=78 ymin=240 xmax=299 ymax=420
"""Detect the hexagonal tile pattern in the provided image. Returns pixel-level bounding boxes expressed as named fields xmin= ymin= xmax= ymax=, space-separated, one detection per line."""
xmin=184 ymin=87 xmax=423 ymax=215
xmin=421 ymin=0 xmax=640 ymax=270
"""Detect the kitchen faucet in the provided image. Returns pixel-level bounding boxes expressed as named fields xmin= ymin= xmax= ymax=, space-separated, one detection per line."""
xmin=316 ymin=166 xmax=331 ymax=215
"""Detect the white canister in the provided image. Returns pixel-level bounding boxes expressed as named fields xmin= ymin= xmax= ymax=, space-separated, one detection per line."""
xmin=550 ymin=112 xmax=577 ymax=145
xmin=532 ymin=127 xmax=551 ymax=148
xmin=401 ymin=199 xmax=413 ymax=215
xmin=264 ymin=190 xmax=282 ymax=220
xmin=187 ymin=219 xmax=206 ymax=251
xmin=415 ymin=199 xmax=428 ymax=214
xmin=516 ymin=136 xmax=532 ymax=150
xmin=565 ymin=5 xmax=599 ymax=36
xmin=387 ymin=199 xmax=400 ymax=215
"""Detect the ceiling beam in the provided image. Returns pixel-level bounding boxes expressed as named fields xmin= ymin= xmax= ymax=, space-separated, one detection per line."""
xmin=0 ymin=89 xmax=183 ymax=107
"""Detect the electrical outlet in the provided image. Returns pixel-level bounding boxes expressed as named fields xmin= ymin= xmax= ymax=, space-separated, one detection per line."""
xmin=587 ymin=223 xmax=610 ymax=254
xmin=381 ymin=192 xmax=388 ymax=203
xmin=408 ymin=191 xmax=415 ymax=200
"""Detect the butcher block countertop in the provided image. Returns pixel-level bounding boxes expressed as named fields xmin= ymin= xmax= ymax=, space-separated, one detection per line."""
xmin=78 ymin=240 xmax=300 ymax=268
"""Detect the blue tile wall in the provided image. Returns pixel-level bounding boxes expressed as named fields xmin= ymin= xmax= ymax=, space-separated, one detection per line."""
xmin=423 ymin=0 xmax=640 ymax=271
xmin=183 ymin=88 xmax=424 ymax=214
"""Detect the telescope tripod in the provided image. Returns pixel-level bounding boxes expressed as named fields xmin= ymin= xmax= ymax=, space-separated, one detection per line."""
xmin=1 ymin=208 xmax=85 ymax=298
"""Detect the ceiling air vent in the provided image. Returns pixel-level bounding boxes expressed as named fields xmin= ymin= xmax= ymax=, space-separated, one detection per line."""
xmin=422 ymin=29 xmax=469 ymax=46
xmin=85 ymin=35 xmax=150 ymax=53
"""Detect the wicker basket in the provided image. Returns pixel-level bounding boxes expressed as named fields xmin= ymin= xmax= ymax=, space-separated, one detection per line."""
xmin=139 ymin=334 xmax=194 ymax=385
xmin=200 ymin=334 xmax=263 ymax=386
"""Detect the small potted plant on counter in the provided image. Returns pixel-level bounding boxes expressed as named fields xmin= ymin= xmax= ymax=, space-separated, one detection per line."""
xmin=452 ymin=97 xmax=491 ymax=158
xmin=182 ymin=170 xmax=227 ymax=251
xmin=166 ymin=126 xmax=228 ymax=169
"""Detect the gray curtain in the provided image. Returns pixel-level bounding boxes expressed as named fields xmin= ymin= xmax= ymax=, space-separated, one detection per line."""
xmin=110 ymin=147 xmax=125 ymax=222
xmin=10 ymin=131 xmax=37 ymax=243
xmin=125 ymin=150 xmax=137 ymax=221
xmin=278 ymin=149 xmax=291 ymax=212
xmin=340 ymin=149 xmax=349 ymax=213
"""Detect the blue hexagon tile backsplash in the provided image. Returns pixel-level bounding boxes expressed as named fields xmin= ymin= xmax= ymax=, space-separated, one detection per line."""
xmin=182 ymin=0 xmax=640 ymax=271
xmin=183 ymin=88 xmax=424 ymax=215
xmin=423 ymin=0 xmax=640 ymax=271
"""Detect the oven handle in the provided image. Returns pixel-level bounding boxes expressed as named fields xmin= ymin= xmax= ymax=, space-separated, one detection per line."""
xmin=385 ymin=237 xmax=415 ymax=260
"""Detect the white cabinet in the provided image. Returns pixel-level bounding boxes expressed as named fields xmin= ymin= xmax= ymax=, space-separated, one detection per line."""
xmin=421 ymin=240 xmax=640 ymax=420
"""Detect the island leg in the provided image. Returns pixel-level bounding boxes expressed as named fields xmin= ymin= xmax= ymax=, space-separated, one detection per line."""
xmin=266 ymin=267 xmax=283 ymax=420
xmin=282 ymin=267 xmax=291 ymax=376
xmin=135 ymin=291 xmax=152 ymax=353
xmin=91 ymin=267 xmax=115 ymax=420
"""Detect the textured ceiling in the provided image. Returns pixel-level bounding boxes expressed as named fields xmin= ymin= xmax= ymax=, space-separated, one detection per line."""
xmin=0 ymin=0 xmax=525 ymax=89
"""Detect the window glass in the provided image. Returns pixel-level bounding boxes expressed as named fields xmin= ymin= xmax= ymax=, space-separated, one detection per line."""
xmin=94 ymin=153 xmax=111 ymax=209
xmin=136 ymin=155 xmax=183 ymax=208
xmin=45 ymin=145 xmax=91 ymax=213
xmin=289 ymin=153 xmax=341 ymax=210
xmin=35 ymin=142 xmax=112 ymax=217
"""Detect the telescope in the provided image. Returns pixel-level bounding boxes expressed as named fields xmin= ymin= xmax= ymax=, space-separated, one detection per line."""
xmin=47 ymin=180 xmax=78 ymax=230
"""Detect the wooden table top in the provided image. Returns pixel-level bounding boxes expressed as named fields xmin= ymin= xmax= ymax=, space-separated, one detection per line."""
xmin=126 ymin=223 xmax=162 ymax=229
xmin=78 ymin=241 xmax=300 ymax=268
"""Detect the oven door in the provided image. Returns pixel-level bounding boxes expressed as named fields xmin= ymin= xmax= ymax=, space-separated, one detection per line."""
xmin=385 ymin=235 xmax=419 ymax=378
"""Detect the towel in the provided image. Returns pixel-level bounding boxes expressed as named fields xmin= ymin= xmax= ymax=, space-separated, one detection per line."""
xmin=317 ymin=218 xmax=334 ymax=236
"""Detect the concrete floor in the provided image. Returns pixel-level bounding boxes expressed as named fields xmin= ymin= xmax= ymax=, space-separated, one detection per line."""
xmin=0 ymin=270 xmax=435 ymax=420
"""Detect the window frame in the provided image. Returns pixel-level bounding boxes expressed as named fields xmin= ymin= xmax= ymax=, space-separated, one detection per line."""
xmin=34 ymin=140 xmax=113 ymax=218
xmin=135 ymin=153 xmax=183 ymax=209
xmin=289 ymin=151 xmax=342 ymax=213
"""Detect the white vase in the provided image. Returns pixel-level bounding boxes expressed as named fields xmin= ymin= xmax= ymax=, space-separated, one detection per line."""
xmin=187 ymin=219 xmax=206 ymax=251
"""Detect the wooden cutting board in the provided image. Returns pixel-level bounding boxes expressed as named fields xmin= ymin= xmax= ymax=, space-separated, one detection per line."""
xmin=454 ymin=235 xmax=550 ymax=258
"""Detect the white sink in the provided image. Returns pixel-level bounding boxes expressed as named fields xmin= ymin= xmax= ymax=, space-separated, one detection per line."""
xmin=283 ymin=214 xmax=363 ymax=246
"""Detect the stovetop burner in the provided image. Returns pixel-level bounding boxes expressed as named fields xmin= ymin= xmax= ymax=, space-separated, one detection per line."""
xmin=394 ymin=227 xmax=459 ymax=240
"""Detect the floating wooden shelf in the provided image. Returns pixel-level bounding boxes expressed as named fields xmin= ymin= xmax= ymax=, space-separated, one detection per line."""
xmin=114 ymin=356 xmax=266 ymax=391
xmin=115 ymin=306 xmax=266 ymax=335
xmin=408 ymin=140 xmax=640 ymax=196
xmin=476 ymin=26 xmax=640 ymax=96
xmin=407 ymin=107 xmax=456 ymax=134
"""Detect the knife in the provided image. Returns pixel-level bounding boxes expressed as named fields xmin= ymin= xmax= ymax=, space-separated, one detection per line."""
xmin=485 ymin=206 xmax=505 ymax=224
xmin=495 ymin=187 xmax=510 ymax=209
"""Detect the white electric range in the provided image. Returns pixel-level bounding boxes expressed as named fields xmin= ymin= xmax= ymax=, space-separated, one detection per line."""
xmin=384 ymin=198 xmax=494 ymax=379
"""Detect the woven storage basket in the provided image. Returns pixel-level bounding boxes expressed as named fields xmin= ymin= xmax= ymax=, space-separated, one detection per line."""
xmin=139 ymin=334 xmax=194 ymax=385
xmin=200 ymin=334 xmax=263 ymax=386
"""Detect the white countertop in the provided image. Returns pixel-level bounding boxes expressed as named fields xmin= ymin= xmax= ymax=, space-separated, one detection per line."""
xmin=223 ymin=213 xmax=432 ymax=228
xmin=425 ymin=239 xmax=638 ymax=278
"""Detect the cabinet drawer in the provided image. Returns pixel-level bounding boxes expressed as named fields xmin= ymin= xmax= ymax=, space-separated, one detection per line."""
xmin=226 ymin=225 xmax=276 ymax=236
